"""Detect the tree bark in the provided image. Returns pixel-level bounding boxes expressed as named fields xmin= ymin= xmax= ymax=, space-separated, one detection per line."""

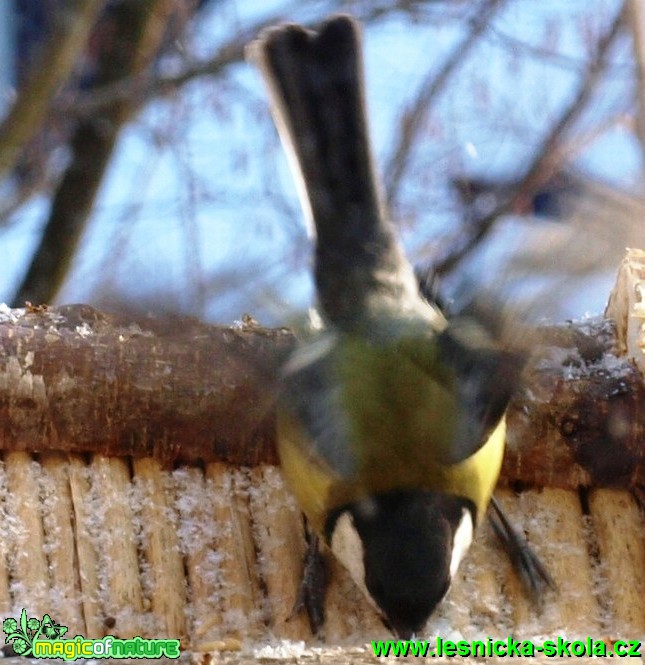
xmin=12 ymin=0 xmax=177 ymax=306
xmin=0 ymin=0 xmax=105 ymax=179
xmin=0 ymin=304 xmax=294 ymax=466
xmin=0 ymin=301 xmax=642 ymax=488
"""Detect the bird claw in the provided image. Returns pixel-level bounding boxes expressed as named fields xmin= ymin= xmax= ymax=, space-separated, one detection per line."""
xmin=489 ymin=496 xmax=557 ymax=603
xmin=289 ymin=524 xmax=328 ymax=636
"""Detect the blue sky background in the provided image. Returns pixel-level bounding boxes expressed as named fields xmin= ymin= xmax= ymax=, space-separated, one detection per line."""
xmin=0 ymin=0 xmax=640 ymax=324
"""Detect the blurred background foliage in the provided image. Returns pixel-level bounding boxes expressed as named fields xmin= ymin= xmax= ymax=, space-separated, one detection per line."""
xmin=0 ymin=0 xmax=643 ymax=325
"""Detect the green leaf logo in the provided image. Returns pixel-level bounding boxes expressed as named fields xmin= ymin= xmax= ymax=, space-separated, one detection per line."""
xmin=2 ymin=609 xmax=68 ymax=657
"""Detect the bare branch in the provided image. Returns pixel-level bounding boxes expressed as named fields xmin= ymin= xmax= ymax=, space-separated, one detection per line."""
xmin=436 ymin=2 xmax=627 ymax=277
xmin=54 ymin=7 xmax=302 ymax=118
xmin=0 ymin=0 xmax=106 ymax=180
xmin=627 ymin=0 xmax=645 ymax=167
xmin=487 ymin=21 xmax=633 ymax=73
xmin=384 ymin=0 xmax=508 ymax=206
xmin=58 ymin=3 xmax=493 ymax=122
xmin=11 ymin=0 xmax=178 ymax=307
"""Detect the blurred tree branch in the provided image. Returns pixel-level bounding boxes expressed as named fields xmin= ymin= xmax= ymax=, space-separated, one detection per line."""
xmin=11 ymin=0 xmax=178 ymax=307
xmin=486 ymin=22 xmax=633 ymax=73
xmin=384 ymin=0 xmax=507 ymax=207
xmin=627 ymin=0 xmax=645 ymax=169
xmin=435 ymin=1 xmax=627 ymax=277
xmin=0 ymin=0 xmax=106 ymax=180
xmin=1 ymin=2 xmax=639 ymax=321
xmin=52 ymin=1 xmax=457 ymax=119
xmin=55 ymin=8 xmax=297 ymax=118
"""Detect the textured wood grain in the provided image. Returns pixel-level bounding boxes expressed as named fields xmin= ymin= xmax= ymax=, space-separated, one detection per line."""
xmin=0 ymin=453 xmax=641 ymax=653
xmin=0 ymin=304 xmax=642 ymax=488
xmin=67 ymin=453 xmax=102 ymax=637
xmin=133 ymin=457 xmax=187 ymax=639
xmin=5 ymin=451 xmax=48 ymax=617
xmin=0 ymin=459 xmax=11 ymax=615
xmin=92 ymin=455 xmax=144 ymax=638
xmin=205 ymin=463 xmax=264 ymax=639
xmin=588 ymin=488 xmax=645 ymax=633
xmin=40 ymin=452 xmax=85 ymax=635
xmin=246 ymin=465 xmax=309 ymax=639
xmin=0 ymin=305 xmax=291 ymax=465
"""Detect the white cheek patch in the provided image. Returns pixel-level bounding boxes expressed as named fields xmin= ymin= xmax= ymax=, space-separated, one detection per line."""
xmin=330 ymin=512 xmax=372 ymax=602
xmin=449 ymin=508 xmax=474 ymax=578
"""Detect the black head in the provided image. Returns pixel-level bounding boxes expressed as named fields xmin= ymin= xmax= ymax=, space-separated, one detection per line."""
xmin=327 ymin=490 xmax=474 ymax=638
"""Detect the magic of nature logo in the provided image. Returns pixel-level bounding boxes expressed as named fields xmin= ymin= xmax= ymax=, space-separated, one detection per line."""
xmin=3 ymin=609 xmax=180 ymax=660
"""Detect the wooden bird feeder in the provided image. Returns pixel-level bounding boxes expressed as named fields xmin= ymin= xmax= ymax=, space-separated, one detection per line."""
xmin=0 ymin=249 xmax=643 ymax=664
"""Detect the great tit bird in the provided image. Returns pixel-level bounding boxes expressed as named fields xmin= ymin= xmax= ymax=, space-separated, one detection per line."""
xmin=250 ymin=15 xmax=545 ymax=638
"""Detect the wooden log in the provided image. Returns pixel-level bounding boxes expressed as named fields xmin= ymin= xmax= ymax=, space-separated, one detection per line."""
xmin=606 ymin=247 xmax=645 ymax=374
xmin=503 ymin=318 xmax=645 ymax=490
xmin=0 ymin=302 xmax=643 ymax=488
xmin=0 ymin=305 xmax=292 ymax=465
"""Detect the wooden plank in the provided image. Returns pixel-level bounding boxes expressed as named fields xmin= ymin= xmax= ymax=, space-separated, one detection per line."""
xmin=206 ymin=463 xmax=264 ymax=639
xmin=497 ymin=488 xmax=600 ymax=635
xmin=0 ymin=458 xmax=12 ymax=614
xmin=40 ymin=452 xmax=85 ymax=635
xmin=0 ymin=450 xmax=642 ymax=650
xmin=132 ymin=457 xmax=187 ymax=639
xmin=246 ymin=465 xmax=309 ymax=639
xmin=588 ymin=488 xmax=645 ymax=633
xmin=4 ymin=451 xmax=48 ymax=617
xmin=92 ymin=454 xmax=143 ymax=637
xmin=443 ymin=515 xmax=510 ymax=639
xmin=68 ymin=454 xmax=102 ymax=637
xmin=172 ymin=465 xmax=221 ymax=649
xmin=322 ymin=555 xmax=387 ymax=641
